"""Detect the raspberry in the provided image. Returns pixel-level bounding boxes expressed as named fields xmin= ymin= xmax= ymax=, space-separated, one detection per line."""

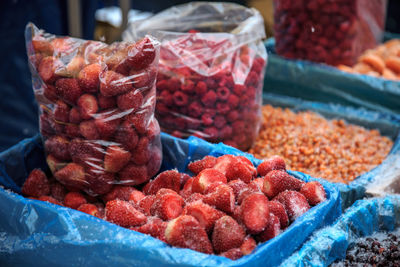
xmin=257 ymin=155 xmax=286 ymax=176
xmin=216 ymin=86 xmax=230 ymax=101
xmin=104 ymin=145 xmax=131 ymax=173
xmin=45 ymin=135 xmax=71 ymax=161
xmin=156 ymin=79 xmax=168 ymax=91
xmin=164 ymin=215 xmax=213 ymax=254
xmin=183 ymin=201 xmax=223 ymax=233
xmin=79 ymin=120 xmax=100 ymax=140
xmin=268 ymin=200 xmax=289 ymax=229
xmin=105 ymin=199 xmax=147 ymax=227
xmin=97 ymin=94 xmax=116 ymax=109
xmin=38 ymin=195 xmax=63 ymax=206
xmin=77 ymin=63 xmax=101 ymax=93
xmin=299 ymin=181 xmax=327 ymax=206
xmin=201 ymin=91 xmax=217 ymax=107
xmin=220 ymin=125 xmax=233 ymax=139
xmin=187 ymin=156 xmax=217 ymax=175
xmin=274 ymin=190 xmax=310 ymax=222
xmin=188 ymin=101 xmax=203 ymax=118
xmin=227 ymin=94 xmax=239 ymax=109
xmin=192 ymin=169 xmax=227 ymax=194
xmin=54 ymin=163 xmax=86 ymax=189
xmin=233 ymin=84 xmax=246 ymax=95
xmin=64 ymin=192 xmax=87 ymax=209
xmin=100 ymin=71 xmax=132 ymax=97
xmin=78 ymin=203 xmax=100 ymax=217
xmin=55 ymin=78 xmax=82 ymax=105
xmin=263 ymin=170 xmax=305 ymax=199
xmin=204 ymin=127 xmax=219 ymax=141
xmin=201 ymin=113 xmax=214 ymax=126
xmin=216 ymin=102 xmax=230 ymax=115
xmin=232 ymin=121 xmax=245 ymax=133
xmin=159 ymin=90 xmax=174 ymax=106
xmin=150 ymin=191 xmax=184 ymax=221
xmin=117 ymin=90 xmax=143 ymax=111
xmin=245 ymin=71 xmax=259 ymax=87
xmin=181 ymin=79 xmax=195 ymax=93
xmin=227 ymin=110 xmax=239 ymax=123
xmin=214 ymin=115 xmax=226 ymax=129
xmin=119 ymin=164 xmax=149 ymax=186
xmin=166 ymin=77 xmax=181 ymax=92
xmin=77 ymin=94 xmax=98 ymax=120
xmin=69 ymin=107 xmax=82 ymax=124
xmin=195 ymin=81 xmax=207 ymax=95
xmin=212 ymin=216 xmax=245 ymax=254
xmin=240 ymin=193 xmax=270 ymax=234
xmin=173 ymin=91 xmax=189 ymax=106
xmin=21 ymin=169 xmax=50 ymax=197
xmin=143 ymin=170 xmax=182 ymax=195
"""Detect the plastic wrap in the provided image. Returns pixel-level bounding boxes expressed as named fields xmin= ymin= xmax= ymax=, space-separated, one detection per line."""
xmin=273 ymin=0 xmax=388 ymax=66
xmin=123 ymin=2 xmax=267 ymax=151
xmin=25 ymin=23 xmax=162 ymax=196
xmin=0 ymin=133 xmax=341 ymax=266
xmin=260 ymin=92 xmax=400 ymax=210
xmin=282 ymin=196 xmax=400 ymax=266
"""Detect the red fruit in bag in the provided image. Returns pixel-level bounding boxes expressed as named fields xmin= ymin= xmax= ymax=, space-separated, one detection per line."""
xmin=54 ymin=100 xmax=70 ymax=123
xmin=69 ymin=107 xmax=82 ymax=124
xmin=77 ymin=94 xmax=98 ymax=120
xmin=94 ymin=109 xmax=121 ymax=139
xmin=64 ymin=191 xmax=87 ymax=209
xmin=22 ymin=169 xmax=50 ymax=197
xmin=98 ymin=94 xmax=116 ymax=109
xmin=77 ymin=63 xmax=101 ymax=93
xmin=44 ymin=135 xmax=71 ymax=161
xmin=106 ymin=199 xmax=147 ymax=227
xmin=117 ymin=90 xmax=143 ymax=111
xmin=100 ymin=71 xmax=132 ymax=97
xmin=54 ymin=163 xmax=86 ymax=189
xmin=299 ymin=181 xmax=327 ymax=206
xmin=79 ymin=120 xmax=100 ymax=140
xmin=55 ymin=78 xmax=82 ymax=105
xmin=119 ymin=164 xmax=148 ymax=186
xmin=85 ymin=170 xmax=114 ymax=195
xmin=104 ymin=145 xmax=131 ymax=173
xmin=38 ymin=56 xmax=62 ymax=83
xmin=165 ymin=215 xmax=213 ymax=254
xmin=126 ymin=37 xmax=156 ymax=70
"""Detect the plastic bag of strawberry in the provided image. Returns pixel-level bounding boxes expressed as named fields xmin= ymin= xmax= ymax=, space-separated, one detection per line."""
xmin=25 ymin=23 xmax=162 ymax=196
xmin=123 ymin=2 xmax=267 ymax=151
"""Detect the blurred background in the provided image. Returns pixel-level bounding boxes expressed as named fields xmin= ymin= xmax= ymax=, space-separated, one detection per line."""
xmin=0 ymin=0 xmax=399 ymax=152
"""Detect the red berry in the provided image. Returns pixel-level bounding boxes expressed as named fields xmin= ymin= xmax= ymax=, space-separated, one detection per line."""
xmin=274 ymin=190 xmax=310 ymax=222
xmin=216 ymin=86 xmax=230 ymax=101
xmin=187 ymin=156 xmax=217 ymax=175
xmin=77 ymin=94 xmax=98 ymax=120
xmin=78 ymin=203 xmax=100 ymax=217
xmin=64 ymin=192 xmax=87 ymax=209
xmin=126 ymin=37 xmax=156 ymax=70
xmin=201 ymin=91 xmax=217 ymax=107
xmin=38 ymin=56 xmax=62 ymax=83
xmin=106 ymin=199 xmax=147 ymax=227
xmin=240 ymin=193 xmax=270 ymax=234
xmin=94 ymin=109 xmax=121 ymax=139
xmin=43 ymin=84 xmax=58 ymax=102
xmin=263 ymin=170 xmax=305 ymax=199
xmin=79 ymin=120 xmax=100 ymax=140
xmin=183 ymin=201 xmax=223 ymax=233
xmin=195 ymin=81 xmax=207 ymax=95
xmin=257 ymin=156 xmax=286 ymax=176
xmin=104 ymin=145 xmax=131 ymax=173
xmin=212 ymin=155 xmax=236 ymax=176
xmin=268 ymin=201 xmax=289 ymax=229
xmin=38 ymin=195 xmax=62 ymax=206
xmin=256 ymin=213 xmax=281 ymax=242
xmin=100 ymin=71 xmax=132 ymax=97
xmin=98 ymin=94 xmax=117 ymax=109
xmin=132 ymin=217 xmax=167 ymax=240
xmin=138 ymin=195 xmax=156 ymax=216
xmin=173 ymin=91 xmax=189 ymax=106
xmin=78 ymin=63 xmax=101 ymax=93
xmin=103 ymin=186 xmax=135 ymax=202
xmin=54 ymin=163 xmax=86 ymax=189
xmin=85 ymin=169 xmax=114 ymax=195
xmin=45 ymin=135 xmax=71 ymax=161
xmin=143 ymin=170 xmax=182 ymax=195
xmin=128 ymin=189 xmax=145 ymax=205
xmin=69 ymin=107 xmax=82 ymax=124
xmin=212 ymin=216 xmax=245 ymax=253
xmin=115 ymin=120 xmax=139 ymax=151
xmin=240 ymin=236 xmax=257 ymax=255
xmin=203 ymin=184 xmax=235 ymax=214
xmin=225 ymin=158 xmax=256 ymax=183
xmin=299 ymin=181 xmax=327 ymax=206
xmin=228 ymin=179 xmax=248 ymax=201
xmin=50 ymin=182 xmax=67 ymax=202
xmin=22 ymin=169 xmax=50 ymax=197
xmin=220 ymin=248 xmax=243 ymax=260
xmin=192 ymin=169 xmax=227 ymax=194
xmin=55 ymin=78 xmax=82 ymax=105
xmin=119 ymin=164 xmax=149 ymax=186
xmin=150 ymin=191 xmax=184 ymax=221
xmin=54 ymin=100 xmax=70 ymax=123
xmin=117 ymin=90 xmax=143 ymax=111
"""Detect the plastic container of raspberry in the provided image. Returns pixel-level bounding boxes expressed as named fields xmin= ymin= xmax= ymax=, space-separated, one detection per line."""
xmin=123 ymin=2 xmax=267 ymax=151
xmin=0 ymin=133 xmax=341 ymax=266
xmin=258 ymin=92 xmax=400 ymax=210
xmin=273 ymin=0 xmax=387 ymax=66
xmin=263 ymin=34 xmax=400 ymax=115
xmin=25 ymin=23 xmax=162 ymax=196
xmin=281 ymin=195 xmax=400 ymax=266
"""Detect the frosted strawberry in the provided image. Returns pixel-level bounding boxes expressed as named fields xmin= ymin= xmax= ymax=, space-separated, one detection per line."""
xmin=45 ymin=135 xmax=71 ymax=161
xmin=77 ymin=63 xmax=101 ymax=93
xmin=132 ymin=217 xmax=167 ymax=240
xmin=55 ymin=78 xmax=82 ymax=105
xmin=150 ymin=191 xmax=184 ymax=221
xmin=274 ymin=190 xmax=310 ymax=222
xmin=191 ymin=169 xmax=227 ymax=194
xmin=105 ymin=199 xmax=147 ymax=227
xmin=225 ymin=157 xmax=256 ymax=183
xmin=50 ymin=182 xmax=68 ymax=202
xmin=203 ymin=184 xmax=235 ymax=214
xmin=300 ymin=181 xmax=327 ymax=206
xmin=268 ymin=201 xmax=289 ymax=229
xmin=138 ymin=195 xmax=156 ymax=216
xmin=38 ymin=56 xmax=62 ymax=83
xmin=117 ymin=90 xmax=143 ymax=111
xmin=220 ymin=248 xmax=243 ymax=260
xmin=179 ymin=178 xmax=194 ymax=199
xmin=54 ymin=100 xmax=70 ymax=123
xmin=212 ymin=155 xmax=236 ymax=176
xmin=257 ymin=156 xmax=286 ymax=176
xmin=63 ymin=191 xmax=87 ymax=209
xmin=240 ymin=236 xmax=257 ymax=255
xmin=240 ymin=193 xmax=270 ymax=234
xmin=21 ymin=169 xmax=50 ymax=197
xmin=85 ymin=169 xmax=114 ymax=195
xmin=143 ymin=170 xmax=182 ymax=195
xmin=128 ymin=189 xmax=146 ymax=205
xmin=228 ymin=179 xmax=248 ymax=201
xmin=54 ymin=163 xmax=87 ymax=189
xmin=79 ymin=120 xmax=100 ymax=139
xmin=100 ymin=70 xmax=132 ymax=97
xmin=98 ymin=94 xmax=116 ymax=109
xmin=212 ymin=216 xmax=245 ymax=253
xmin=104 ymin=145 xmax=131 ymax=173
xmin=77 ymin=94 xmax=98 ymax=120
xmin=77 ymin=203 xmax=100 ymax=217
xmin=126 ymin=37 xmax=156 ymax=70
xmin=187 ymin=156 xmax=217 ymax=174
xmin=164 ymin=215 xmax=213 ymax=254
xmin=38 ymin=195 xmax=62 ymax=206
xmin=102 ymin=185 xmax=135 ymax=202
xmin=94 ymin=109 xmax=121 ymax=139
xmin=185 ymin=192 xmax=204 ymax=203
xmin=256 ymin=213 xmax=281 ymax=242
xmin=263 ymin=170 xmax=305 ymax=199
xmin=183 ymin=201 xmax=223 ymax=233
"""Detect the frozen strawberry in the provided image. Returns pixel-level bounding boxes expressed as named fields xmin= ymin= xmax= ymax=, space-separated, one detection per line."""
xmin=117 ymin=90 xmax=143 ymax=111
xmin=22 ymin=169 xmax=50 ymax=197
xmin=179 ymin=173 xmax=191 ymax=188
xmin=203 ymin=184 xmax=235 ymax=214
xmin=183 ymin=201 xmax=223 ymax=233
xmin=212 ymin=216 xmax=246 ymax=253
xmin=54 ymin=100 xmax=70 ymax=122
xmin=102 ymin=185 xmax=135 ymax=202
xmin=98 ymin=94 xmax=116 ymax=109
xmin=94 ymin=109 xmax=121 ymax=139
xmin=78 ymin=203 xmax=100 ymax=217
xmin=274 ymin=190 xmax=310 ymax=222
xmin=126 ymin=110 xmax=149 ymax=135
xmin=263 ymin=170 xmax=305 ymax=199
xmin=45 ymin=135 xmax=71 ymax=161
xmin=128 ymin=189 xmax=145 ymax=205
xmin=256 ymin=213 xmax=281 ymax=242
xmin=143 ymin=170 xmax=181 ymax=195
xmin=191 ymin=169 xmax=227 ymax=194
xmin=250 ymin=178 xmax=264 ymax=191
xmin=132 ymin=217 xmax=167 ymax=240
xmin=85 ymin=169 xmax=114 ymax=195
xmin=106 ymin=199 xmax=147 ymax=227
xmin=100 ymin=70 xmax=132 ymax=97
xmin=51 ymin=37 xmax=74 ymax=55
xmin=68 ymin=138 xmax=103 ymax=167
xmin=180 ymin=178 xmax=194 ymax=199
xmin=62 ymin=56 xmax=85 ymax=77
xmin=299 ymin=181 xmax=327 ymax=206
xmin=268 ymin=201 xmax=289 ymax=229
xmin=165 ymin=215 xmax=213 ymax=254
xmin=54 ymin=163 xmax=87 ymax=189
xmin=79 ymin=120 xmax=100 ymax=139
xmin=43 ymin=84 xmax=58 ymax=102
xmin=103 ymin=145 xmax=131 ymax=173
xmin=212 ymin=155 xmax=236 ymax=176
xmin=228 ymin=179 xmax=248 ymax=200
xmin=119 ymin=163 xmax=149 ymax=186
xmin=55 ymin=78 xmax=82 ymax=105
xmin=220 ymin=248 xmax=243 ymax=260
xmin=69 ymin=107 xmax=82 ymax=124
xmin=225 ymin=159 xmax=256 ymax=183
xmin=240 ymin=193 xmax=270 ymax=234
xmin=78 ymin=63 xmax=101 ymax=92
xmin=50 ymin=182 xmax=67 ymax=202
xmin=77 ymin=94 xmax=98 ymax=120
xmin=38 ymin=56 xmax=62 ymax=83
xmin=185 ymin=192 xmax=204 ymax=203
xmin=38 ymin=195 xmax=62 ymax=206
xmin=126 ymin=37 xmax=156 ymax=70
xmin=115 ymin=120 xmax=139 ymax=151
xmin=46 ymin=154 xmax=66 ymax=174
xmin=240 ymin=236 xmax=257 ymax=255
xmin=64 ymin=191 xmax=87 ymax=209
xmin=237 ymin=182 xmax=262 ymax=205
xmin=257 ymin=156 xmax=286 ymax=177
xmin=187 ymin=156 xmax=217 ymax=175
xmin=65 ymin=124 xmax=80 ymax=138
xmin=138 ymin=195 xmax=156 ymax=216
xmin=150 ymin=192 xmax=184 ymax=221
xmin=130 ymin=68 xmax=154 ymax=89
xmin=32 ymin=39 xmax=54 ymax=55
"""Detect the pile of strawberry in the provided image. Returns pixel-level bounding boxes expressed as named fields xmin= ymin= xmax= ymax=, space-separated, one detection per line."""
xmin=155 ymin=31 xmax=266 ymax=151
xmin=21 ymin=154 xmax=327 ymax=260
xmin=26 ymin=24 xmax=162 ymax=196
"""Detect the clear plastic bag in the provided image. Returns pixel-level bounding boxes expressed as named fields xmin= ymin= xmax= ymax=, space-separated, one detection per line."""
xmin=124 ymin=2 xmax=267 ymax=151
xmin=25 ymin=23 xmax=162 ymax=196
xmin=273 ymin=0 xmax=388 ymax=66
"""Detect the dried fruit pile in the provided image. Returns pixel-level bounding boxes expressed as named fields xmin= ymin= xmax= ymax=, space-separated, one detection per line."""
xmin=331 ymin=231 xmax=400 ymax=266
xmin=155 ymin=31 xmax=266 ymax=150
xmin=21 ymin=154 xmax=327 ymax=260
xmin=26 ymin=24 xmax=162 ymax=196
xmin=249 ymin=105 xmax=393 ymax=184
xmin=338 ymin=39 xmax=400 ymax=81
xmin=273 ymin=0 xmax=387 ymax=66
